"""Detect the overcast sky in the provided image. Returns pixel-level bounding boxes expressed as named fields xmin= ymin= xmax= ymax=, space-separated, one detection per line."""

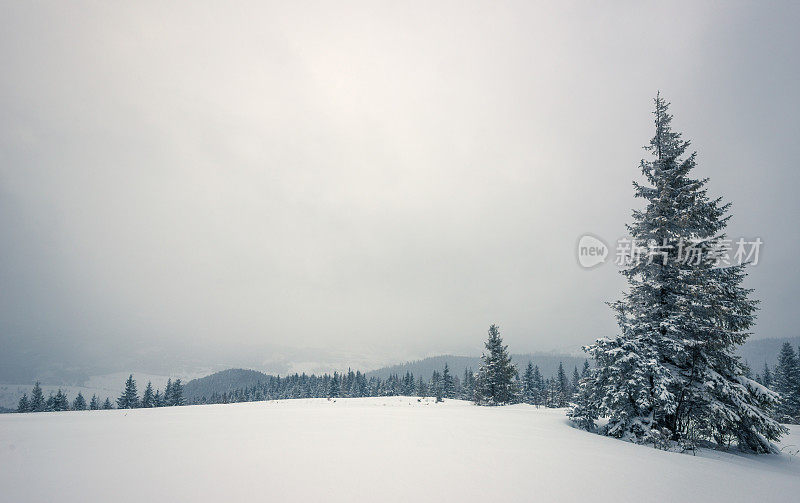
xmin=1 ymin=2 xmax=799 ymax=374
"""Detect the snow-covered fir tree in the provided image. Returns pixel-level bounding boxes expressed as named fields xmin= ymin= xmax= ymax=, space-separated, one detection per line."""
xmin=461 ymin=368 xmax=475 ymax=400
xmin=773 ymin=342 xmax=800 ymax=423
xmin=141 ymin=381 xmax=155 ymax=408
xmin=52 ymin=389 xmax=69 ymax=411
xmin=555 ymin=363 xmax=570 ymax=407
xmin=30 ymin=382 xmax=45 ymax=412
xmin=72 ymin=392 xmax=87 ymax=411
xmin=117 ymin=374 xmax=140 ymax=409
xmin=17 ymin=393 xmax=29 ymax=413
xmin=168 ymin=379 xmax=185 ymax=406
xmin=430 ymin=370 xmax=441 ymax=398
xmin=441 ymin=364 xmax=455 ymax=399
xmin=89 ymin=394 xmax=99 ymax=410
xmin=102 ymin=398 xmax=113 ymax=409
xmin=402 ymin=372 xmax=415 ymax=396
xmin=474 ymin=324 xmax=518 ymax=406
xmin=328 ymin=373 xmax=340 ymax=398
xmin=571 ymin=366 xmax=580 ymax=399
xmin=531 ymin=365 xmax=544 ymax=407
xmin=415 ymin=376 xmax=427 ymax=397
xmin=761 ymin=362 xmax=773 ymax=388
xmin=571 ymin=95 xmax=784 ymax=453
xmin=522 ymin=361 xmax=536 ymax=404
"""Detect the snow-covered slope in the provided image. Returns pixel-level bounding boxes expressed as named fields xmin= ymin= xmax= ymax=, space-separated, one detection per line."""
xmin=1 ymin=397 xmax=798 ymax=502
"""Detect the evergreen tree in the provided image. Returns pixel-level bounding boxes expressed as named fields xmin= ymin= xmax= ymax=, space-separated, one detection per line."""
xmin=762 ymin=362 xmax=773 ymax=388
xmin=430 ymin=370 xmax=441 ymax=399
xmin=555 ymin=362 xmax=570 ymax=407
xmin=328 ymin=373 xmax=340 ymax=398
xmin=522 ymin=361 xmax=536 ymax=405
xmin=545 ymin=378 xmax=559 ymax=408
xmin=461 ymin=368 xmax=475 ymax=400
xmin=53 ymin=389 xmax=69 ymax=411
xmin=474 ymin=324 xmax=518 ymax=406
xmin=72 ymin=392 xmax=87 ymax=411
xmin=574 ymin=95 xmax=784 ymax=452
xmin=89 ymin=394 xmax=99 ymax=410
xmin=30 ymin=382 xmax=45 ymax=412
xmin=532 ymin=365 xmax=544 ymax=407
xmin=571 ymin=366 xmax=581 ymax=398
xmin=441 ymin=364 xmax=455 ymax=399
xmin=117 ymin=374 xmax=140 ymax=409
xmin=402 ymin=372 xmax=415 ymax=396
xmin=102 ymin=398 xmax=113 ymax=410
xmin=141 ymin=382 xmax=155 ymax=408
xmin=568 ymin=372 xmax=599 ymax=432
xmin=45 ymin=392 xmax=55 ymax=412
xmin=415 ymin=376 xmax=427 ymax=397
xmin=163 ymin=379 xmax=173 ymax=406
xmin=169 ymin=379 xmax=186 ymax=407
xmin=17 ymin=393 xmax=30 ymax=413
xmin=773 ymin=342 xmax=800 ymax=423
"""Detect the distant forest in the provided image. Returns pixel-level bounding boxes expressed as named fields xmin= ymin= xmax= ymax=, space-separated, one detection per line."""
xmin=11 ymin=337 xmax=799 ymax=421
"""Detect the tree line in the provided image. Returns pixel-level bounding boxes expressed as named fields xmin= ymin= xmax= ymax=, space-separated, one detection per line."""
xmin=15 ymin=375 xmax=186 ymax=413
xmin=186 ymin=352 xmax=586 ymax=408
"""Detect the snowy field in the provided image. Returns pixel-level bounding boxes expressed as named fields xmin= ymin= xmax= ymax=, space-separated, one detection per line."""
xmin=1 ymin=397 xmax=798 ymax=502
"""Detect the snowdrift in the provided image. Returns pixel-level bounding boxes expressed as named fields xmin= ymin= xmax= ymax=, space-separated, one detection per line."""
xmin=1 ymin=397 xmax=798 ymax=502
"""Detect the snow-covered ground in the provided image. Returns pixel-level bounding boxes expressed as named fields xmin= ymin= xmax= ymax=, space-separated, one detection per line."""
xmin=1 ymin=397 xmax=798 ymax=502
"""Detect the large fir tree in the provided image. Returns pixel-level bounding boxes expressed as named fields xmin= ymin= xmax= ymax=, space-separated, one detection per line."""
xmin=571 ymin=95 xmax=784 ymax=452
xmin=474 ymin=324 xmax=518 ymax=406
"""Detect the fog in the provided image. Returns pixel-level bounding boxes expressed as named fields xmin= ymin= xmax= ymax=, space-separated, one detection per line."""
xmin=1 ymin=2 xmax=798 ymax=378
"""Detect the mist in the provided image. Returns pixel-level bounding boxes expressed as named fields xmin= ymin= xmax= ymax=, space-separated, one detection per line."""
xmin=2 ymin=2 xmax=799 ymax=379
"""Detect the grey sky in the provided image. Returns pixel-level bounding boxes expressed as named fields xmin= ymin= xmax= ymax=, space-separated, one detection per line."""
xmin=1 ymin=2 xmax=799 ymax=375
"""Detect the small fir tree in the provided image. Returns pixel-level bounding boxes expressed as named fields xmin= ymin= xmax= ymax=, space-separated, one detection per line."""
xmin=474 ymin=324 xmax=518 ymax=406
xmin=773 ymin=342 xmax=800 ymax=423
xmin=141 ymin=382 xmax=155 ymax=408
xmin=441 ymin=364 xmax=455 ymax=399
xmin=117 ymin=375 xmax=140 ymax=409
xmin=30 ymin=382 xmax=45 ymax=412
xmin=72 ymin=392 xmax=87 ymax=411
xmin=17 ymin=393 xmax=30 ymax=413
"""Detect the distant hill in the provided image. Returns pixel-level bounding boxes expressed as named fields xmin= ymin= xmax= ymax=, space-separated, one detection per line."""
xmin=737 ymin=336 xmax=800 ymax=370
xmin=183 ymin=368 xmax=270 ymax=402
xmin=182 ymin=337 xmax=797 ymax=402
xmin=182 ymin=354 xmax=589 ymax=401
xmin=366 ymin=353 xmax=588 ymax=381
